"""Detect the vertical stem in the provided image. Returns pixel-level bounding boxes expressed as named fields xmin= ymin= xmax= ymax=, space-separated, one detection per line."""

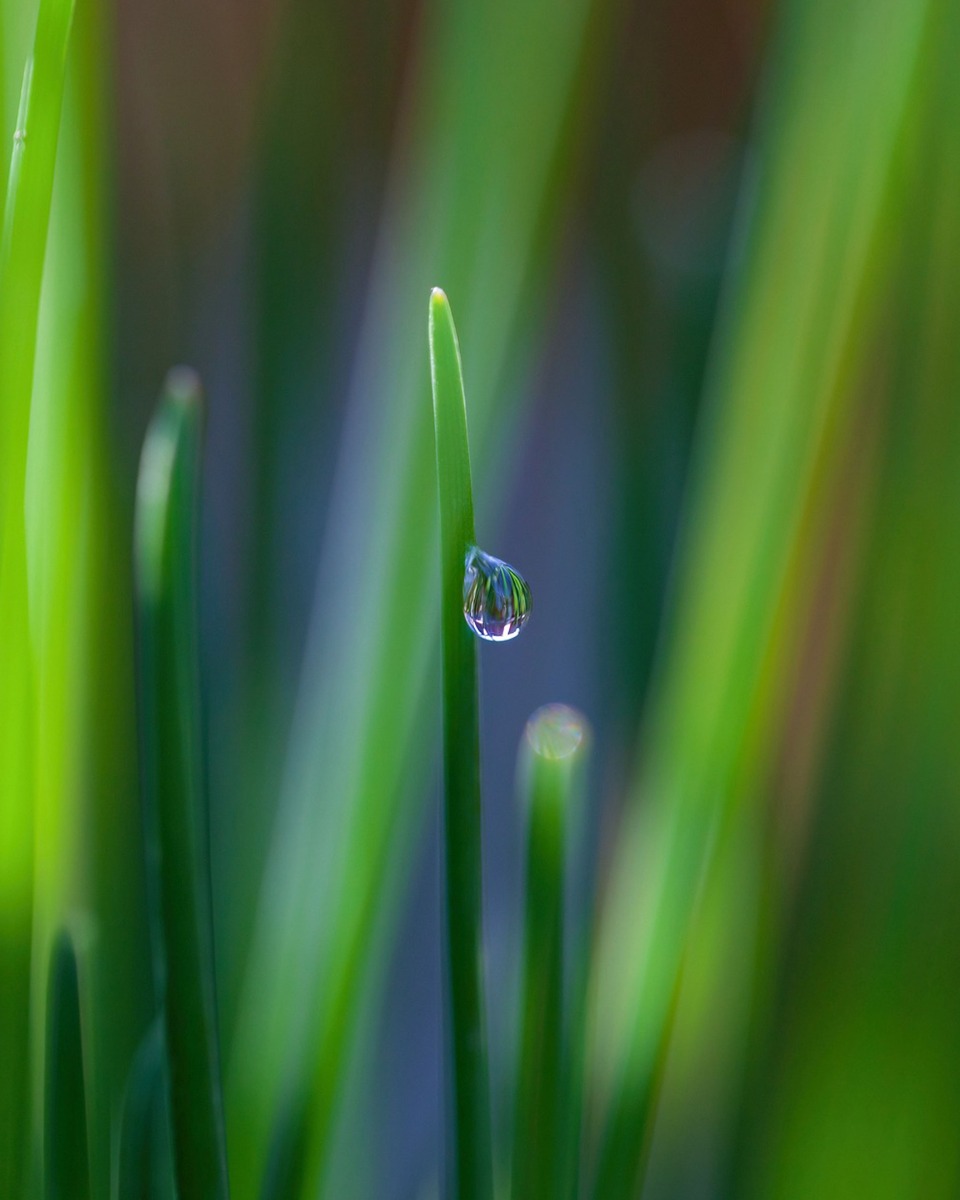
xmin=513 ymin=705 xmax=589 ymax=1200
xmin=429 ymin=288 xmax=492 ymax=1200
xmin=44 ymin=930 xmax=90 ymax=1200
xmin=0 ymin=2 xmax=75 ymax=1193
xmin=134 ymin=370 xmax=230 ymax=1200
xmin=117 ymin=1021 xmax=173 ymax=1200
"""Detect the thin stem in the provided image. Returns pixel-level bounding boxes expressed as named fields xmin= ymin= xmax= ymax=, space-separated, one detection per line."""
xmin=134 ymin=369 xmax=230 ymax=1200
xmin=513 ymin=705 xmax=589 ymax=1200
xmin=44 ymin=931 xmax=91 ymax=1200
xmin=429 ymin=288 xmax=492 ymax=1200
xmin=117 ymin=1020 xmax=174 ymax=1200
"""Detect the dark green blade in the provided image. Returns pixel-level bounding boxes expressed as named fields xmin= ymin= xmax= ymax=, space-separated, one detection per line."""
xmin=512 ymin=705 xmax=590 ymax=1200
xmin=117 ymin=1021 xmax=176 ymax=1200
xmin=134 ymin=369 xmax=230 ymax=1200
xmin=429 ymin=288 xmax=491 ymax=1200
xmin=44 ymin=930 xmax=90 ymax=1200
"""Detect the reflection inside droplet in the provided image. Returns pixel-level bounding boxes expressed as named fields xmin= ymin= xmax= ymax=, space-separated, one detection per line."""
xmin=463 ymin=545 xmax=532 ymax=642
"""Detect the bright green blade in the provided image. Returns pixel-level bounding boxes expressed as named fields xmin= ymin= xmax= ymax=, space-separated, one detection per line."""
xmin=0 ymin=0 xmax=75 ymax=1191
xmin=0 ymin=0 xmax=75 ymax=518
xmin=36 ymin=0 xmax=149 ymax=1187
xmin=134 ymin=369 xmax=230 ymax=1200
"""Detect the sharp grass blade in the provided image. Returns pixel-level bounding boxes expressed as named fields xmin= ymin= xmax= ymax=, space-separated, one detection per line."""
xmin=44 ymin=930 xmax=90 ymax=1200
xmin=134 ymin=369 xmax=230 ymax=1200
xmin=429 ymin=287 xmax=491 ymax=1200
xmin=512 ymin=704 xmax=590 ymax=1200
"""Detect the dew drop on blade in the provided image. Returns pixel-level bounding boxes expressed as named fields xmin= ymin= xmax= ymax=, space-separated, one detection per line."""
xmin=463 ymin=545 xmax=532 ymax=642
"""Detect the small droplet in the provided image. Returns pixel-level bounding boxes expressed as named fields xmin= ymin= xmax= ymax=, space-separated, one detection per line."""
xmin=463 ymin=545 xmax=532 ymax=642
xmin=13 ymin=128 xmax=25 ymax=146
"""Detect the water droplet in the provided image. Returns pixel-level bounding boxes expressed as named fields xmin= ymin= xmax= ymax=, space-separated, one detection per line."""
xmin=13 ymin=128 xmax=25 ymax=146
xmin=463 ymin=545 xmax=532 ymax=642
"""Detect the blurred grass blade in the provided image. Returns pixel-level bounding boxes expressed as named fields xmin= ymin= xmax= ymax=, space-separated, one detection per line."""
xmin=512 ymin=704 xmax=590 ymax=1200
xmin=736 ymin=10 xmax=960 ymax=1195
xmin=44 ymin=930 xmax=90 ymax=1200
xmin=587 ymin=0 xmax=935 ymax=1194
xmin=26 ymin=0 xmax=147 ymax=1186
xmin=118 ymin=1021 xmax=176 ymax=1200
xmin=134 ymin=369 xmax=230 ymax=1200
xmin=0 ymin=0 xmax=75 ymax=1192
xmin=0 ymin=0 xmax=75 ymax=516
xmin=429 ymin=287 xmax=491 ymax=1200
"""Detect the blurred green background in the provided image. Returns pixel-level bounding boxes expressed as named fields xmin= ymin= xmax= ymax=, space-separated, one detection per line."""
xmin=3 ymin=0 xmax=960 ymax=1194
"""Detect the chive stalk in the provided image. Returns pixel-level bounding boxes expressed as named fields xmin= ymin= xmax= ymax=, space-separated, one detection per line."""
xmin=512 ymin=705 xmax=590 ymax=1200
xmin=429 ymin=288 xmax=492 ymax=1200
xmin=44 ymin=930 xmax=90 ymax=1200
xmin=134 ymin=369 xmax=230 ymax=1200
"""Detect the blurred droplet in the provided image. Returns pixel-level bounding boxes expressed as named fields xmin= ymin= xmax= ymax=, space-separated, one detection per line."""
xmin=463 ymin=545 xmax=532 ymax=642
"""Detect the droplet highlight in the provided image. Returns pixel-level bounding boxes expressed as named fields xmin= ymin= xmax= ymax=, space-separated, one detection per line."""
xmin=463 ymin=545 xmax=532 ymax=642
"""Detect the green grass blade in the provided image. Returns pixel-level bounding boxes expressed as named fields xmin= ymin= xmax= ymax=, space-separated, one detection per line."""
xmin=134 ymin=369 xmax=230 ymax=1200
xmin=0 ymin=0 xmax=75 ymax=519
xmin=43 ymin=930 xmax=90 ymax=1200
xmin=429 ymin=287 xmax=491 ymax=1200
xmin=587 ymin=0 xmax=935 ymax=1193
xmin=0 ymin=0 xmax=75 ymax=1191
xmin=29 ymin=0 xmax=148 ymax=1187
xmin=735 ymin=11 xmax=960 ymax=1194
xmin=118 ymin=1021 xmax=176 ymax=1200
xmin=512 ymin=705 xmax=590 ymax=1200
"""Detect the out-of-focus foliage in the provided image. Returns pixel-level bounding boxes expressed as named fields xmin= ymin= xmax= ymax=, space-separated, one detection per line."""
xmin=3 ymin=0 xmax=960 ymax=1194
